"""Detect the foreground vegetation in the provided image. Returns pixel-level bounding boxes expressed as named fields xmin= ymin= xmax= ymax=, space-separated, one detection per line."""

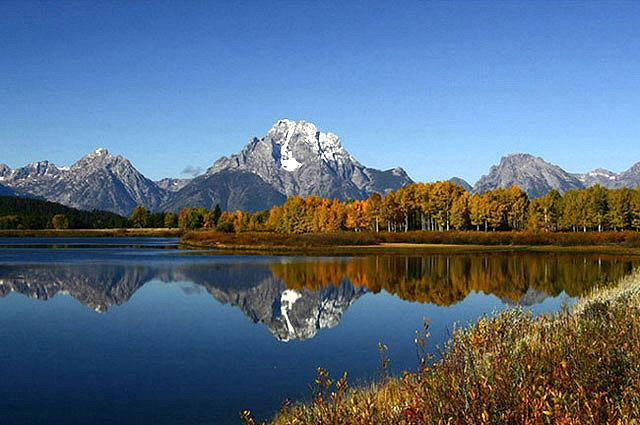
xmin=182 ymin=230 xmax=640 ymax=252
xmin=243 ymin=270 xmax=640 ymax=425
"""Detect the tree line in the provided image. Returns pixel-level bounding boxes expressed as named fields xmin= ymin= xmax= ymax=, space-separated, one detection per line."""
xmin=165 ymin=182 xmax=640 ymax=233
xmin=4 ymin=182 xmax=640 ymax=233
xmin=0 ymin=196 xmax=128 ymax=230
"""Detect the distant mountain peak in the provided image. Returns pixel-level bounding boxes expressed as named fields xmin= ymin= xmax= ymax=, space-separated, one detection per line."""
xmin=199 ymin=119 xmax=411 ymax=205
xmin=449 ymin=177 xmax=472 ymax=191
xmin=474 ymin=153 xmax=583 ymax=198
xmin=2 ymin=148 xmax=163 ymax=215
xmin=92 ymin=147 xmax=109 ymax=156
xmin=0 ymin=163 xmax=12 ymax=179
xmin=266 ymin=119 xmax=351 ymax=171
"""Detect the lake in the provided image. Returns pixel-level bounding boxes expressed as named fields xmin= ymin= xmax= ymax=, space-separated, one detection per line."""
xmin=0 ymin=238 xmax=638 ymax=425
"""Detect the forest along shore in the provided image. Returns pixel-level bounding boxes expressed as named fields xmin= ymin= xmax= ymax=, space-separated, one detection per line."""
xmin=244 ymin=269 xmax=640 ymax=425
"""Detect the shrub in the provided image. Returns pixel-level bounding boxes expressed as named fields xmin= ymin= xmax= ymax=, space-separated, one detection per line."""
xmin=246 ymin=270 xmax=640 ymax=425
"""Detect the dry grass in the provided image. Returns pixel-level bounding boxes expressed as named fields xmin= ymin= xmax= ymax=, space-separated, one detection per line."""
xmin=181 ymin=231 xmax=380 ymax=248
xmin=183 ymin=230 xmax=640 ymax=249
xmin=243 ymin=270 xmax=640 ymax=425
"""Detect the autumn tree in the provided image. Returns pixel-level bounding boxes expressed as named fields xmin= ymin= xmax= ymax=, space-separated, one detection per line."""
xmin=51 ymin=214 xmax=70 ymax=230
xmin=586 ymin=185 xmax=608 ymax=232
xmin=527 ymin=190 xmax=563 ymax=232
xmin=216 ymin=211 xmax=235 ymax=232
xmin=163 ymin=212 xmax=178 ymax=228
xmin=178 ymin=208 xmax=204 ymax=230
xmin=450 ymin=192 xmax=470 ymax=230
xmin=129 ymin=206 xmax=150 ymax=228
xmin=608 ymin=188 xmax=633 ymax=231
xmin=632 ymin=188 xmax=640 ymax=231
xmin=365 ymin=193 xmax=382 ymax=232
xmin=346 ymin=200 xmax=368 ymax=231
xmin=468 ymin=194 xmax=485 ymax=231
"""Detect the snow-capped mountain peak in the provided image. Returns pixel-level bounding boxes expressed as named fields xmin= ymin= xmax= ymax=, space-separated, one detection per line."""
xmin=265 ymin=119 xmax=354 ymax=172
xmin=202 ymin=119 xmax=411 ymax=201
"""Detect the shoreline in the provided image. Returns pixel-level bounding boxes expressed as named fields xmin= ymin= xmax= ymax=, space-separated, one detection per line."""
xmin=3 ymin=229 xmax=640 ymax=256
xmin=0 ymin=228 xmax=183 ymax=238
xmin=180 ymin=241 xmax=640 ymax=256
xmin=257 ymin=269 xmax=640 ymax=424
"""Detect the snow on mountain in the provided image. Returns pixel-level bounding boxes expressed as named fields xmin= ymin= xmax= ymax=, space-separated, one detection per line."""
xmin=574 ymin=168 xmax=620 ymax=188
xmin=204 ymin=119 xmax=412 ymax=200
xmin=155 ymin=177 xmax=191 ymax=192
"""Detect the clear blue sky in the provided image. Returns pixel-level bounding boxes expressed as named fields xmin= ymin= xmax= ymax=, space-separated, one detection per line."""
xmin=1 ymin=0 xmax=639 ymax=182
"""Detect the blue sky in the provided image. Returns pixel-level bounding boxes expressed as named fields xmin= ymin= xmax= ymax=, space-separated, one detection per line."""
xmin=1 ymin=1 xmax=639 ymax=182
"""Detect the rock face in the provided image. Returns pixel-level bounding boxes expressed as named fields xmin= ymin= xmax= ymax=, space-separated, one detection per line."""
xmin=575 ymin=168 xmax=619 ymax=188
xmin=2 ymin=120 xmax=411 ymax=213
xmin=616 ymin=163 xmax=640 ymax=189
xmin=449 ymin=177 xmax=472 ymax=192
xmin=0 ymin=183 xmax=16 ymax=196
xmin=202 ymin=119 xmax=412 ymax=200
xmin=473 ymin=154 xmax=585 ymax=198
xmin=155 ymin=177 xmax=191 ymax=192
xmin=574 ymin=163 xmax=640 ymax=190
xmin=161 ymin=170 xmax=287 ymax=212
xmin=0 ymin=149 xmax=165 ymax=215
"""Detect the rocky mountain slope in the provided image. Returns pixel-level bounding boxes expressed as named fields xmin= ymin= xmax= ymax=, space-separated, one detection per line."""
xmin=4 ymin=125 xmax=640 ymax=212
xmin=0 ymin=183 xmax=16 ymax=197
xmin=0 ymin=149 xmax=164 ymax=215
xmin=473 ymin=154 xmax=585 ymax=198
xmin=201 ymin=119 xmax=412 ymax=198
xmin=161 ymin=170 xmax=286 ymax=212
xmin=2 ymin=120 xmax=412 ymax=213
xmin=449 ymin=177 xmax=472 ymax=191
xmin=155 ymin=177 xmax=190 ymax=192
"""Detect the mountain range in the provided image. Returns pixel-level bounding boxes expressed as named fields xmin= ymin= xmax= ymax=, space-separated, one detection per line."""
xmin=473 ymin=153 xmax=640 ymax=198
xmin=0 ymin=120 xmax=411 ymax=215
xmin=1 ymin=120 xmax=639 ymax=214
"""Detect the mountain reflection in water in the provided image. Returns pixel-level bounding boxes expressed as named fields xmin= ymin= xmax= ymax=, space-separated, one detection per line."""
xmin=0 ymin=253 xmax=637 ymax=341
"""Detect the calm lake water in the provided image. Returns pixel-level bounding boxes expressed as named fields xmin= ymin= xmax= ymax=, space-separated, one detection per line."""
xmin=0 ymin=238 xmax=638 ymax=425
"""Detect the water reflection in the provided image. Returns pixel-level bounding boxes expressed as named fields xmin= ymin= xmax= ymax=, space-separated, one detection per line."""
xmin=0 ymin=253 xmax=637 ymax=341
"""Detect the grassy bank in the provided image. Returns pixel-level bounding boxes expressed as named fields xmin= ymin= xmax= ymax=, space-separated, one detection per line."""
xmin=181 ymin=230 xmax=640 ymax=255
xmin=0 ymin=228 xmax=184 ymax=238
xmin=244 ymin=270 xmax=640 ymax=425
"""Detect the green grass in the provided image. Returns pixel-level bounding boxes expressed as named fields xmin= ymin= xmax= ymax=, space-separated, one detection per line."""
xmin=242 ymin=270 xmax=640 ymax=425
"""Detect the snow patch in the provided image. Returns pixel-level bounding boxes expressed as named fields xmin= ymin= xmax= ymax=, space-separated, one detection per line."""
xmin=281 ymin=156 xmax=302 ymax=171
xmin=280 ymin=289 xmax=302 ymax=341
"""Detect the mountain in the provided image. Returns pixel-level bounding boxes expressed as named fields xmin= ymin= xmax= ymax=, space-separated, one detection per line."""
xmin=178 ymin=119 xmax=412 ymax=207
xmin=1 ymin=121 xmax=411 ymax=214
xmin=449 ymin=177 xmax=472 ymax=192
xmin=473 ymin=154 xmax=585 ymax=198
xmin=0 ymin=183 xmax=16 ymax=197
xmin=1 ymin=149 xmax=165 ymax=215
xmin=575 ymin=168 xmax=619 ymax=188
xmin=616 ymin=162 xmax=640 ymax=189
xmin=0 ymin=163 xmax=11 ymax=179
xmin=155 ymin=177 xmax=190 ymax=192
xmin=161 ymin=170 xmax=287 ymax=212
